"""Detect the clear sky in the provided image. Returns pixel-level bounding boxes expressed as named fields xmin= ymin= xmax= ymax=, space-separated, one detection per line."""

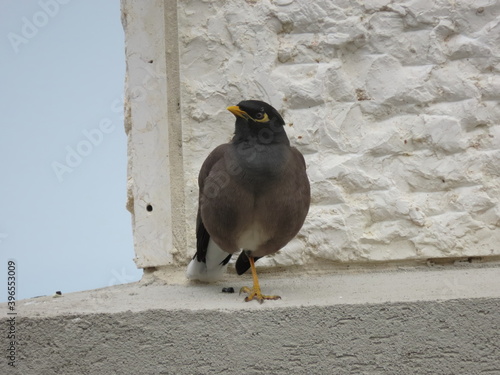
xmin=0 ymin=0 xmax=142 ymax=302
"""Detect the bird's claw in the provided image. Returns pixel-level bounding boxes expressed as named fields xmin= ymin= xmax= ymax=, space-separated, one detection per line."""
xmin=239 ymin=286 xmax=281 ymax=304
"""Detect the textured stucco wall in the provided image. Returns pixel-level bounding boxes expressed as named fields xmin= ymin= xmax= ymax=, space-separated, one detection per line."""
xmin=4 ymin=300 xmax=500 ymax=375
xmin=3 ymin=266 xmax=500 ymax=375
xmin=124 ymin=0 xmax=500 ymax=269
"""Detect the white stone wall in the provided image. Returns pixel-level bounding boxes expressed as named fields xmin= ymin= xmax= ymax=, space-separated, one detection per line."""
xmin=124 ymin=0 xmax=500 ymax=269
xmin=123 ymin=0 xmax=174 ymax=267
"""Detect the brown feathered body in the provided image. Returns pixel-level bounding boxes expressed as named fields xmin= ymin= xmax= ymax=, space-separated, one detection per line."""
xmin=187 ymin=100 xmax=310 ymax=281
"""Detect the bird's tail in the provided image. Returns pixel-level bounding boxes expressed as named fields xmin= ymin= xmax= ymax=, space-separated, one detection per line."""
xmin=186 ymin=239 xmax=232 ymax=282
xmin=235 ymin=251 xmax=262 ymax=275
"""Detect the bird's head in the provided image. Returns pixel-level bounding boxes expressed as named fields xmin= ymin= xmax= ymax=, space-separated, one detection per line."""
xmin=227 ymin=100 xmax=285 ymax=127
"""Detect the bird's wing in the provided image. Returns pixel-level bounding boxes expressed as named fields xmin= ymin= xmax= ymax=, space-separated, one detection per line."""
xmin=198 ymin=144 xmax=230 ymax=195
xmin=187 ymin=144 xmax=233 ymax=282
xmin=195 ymin=144 xmax=231 ymax=263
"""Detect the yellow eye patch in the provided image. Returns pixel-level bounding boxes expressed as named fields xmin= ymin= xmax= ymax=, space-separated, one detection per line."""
xmin=253 ymin=113 xmax=269 ymax=123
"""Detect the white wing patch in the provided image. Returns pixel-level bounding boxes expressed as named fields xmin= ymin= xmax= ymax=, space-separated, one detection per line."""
xmin=186 ymin=238 xmax=230 ymax=282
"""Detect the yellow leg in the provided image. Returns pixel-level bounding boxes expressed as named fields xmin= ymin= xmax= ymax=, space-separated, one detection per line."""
xmin=239 ymin=256 xmax=281 ymax=303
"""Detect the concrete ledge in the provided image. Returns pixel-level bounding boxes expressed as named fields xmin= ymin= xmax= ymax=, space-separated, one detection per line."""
xmin=2 ymin=265 xmax=500 ymax=374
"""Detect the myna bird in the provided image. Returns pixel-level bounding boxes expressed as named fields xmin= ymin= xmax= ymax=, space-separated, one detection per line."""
xmin=186 ymin=100 xmax=310 ymax=302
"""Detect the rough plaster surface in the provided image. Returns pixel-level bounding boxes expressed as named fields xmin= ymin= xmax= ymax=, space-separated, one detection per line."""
xmin=123 ymin=0 xmax=500 ymax=269
xmin=178 ymin=0 xmax=500 ymax=267
xmin=2 ymin=266 xmax=500 ymax=374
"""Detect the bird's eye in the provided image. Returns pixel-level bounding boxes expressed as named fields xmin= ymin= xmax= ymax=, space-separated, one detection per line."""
xmin=254 ymin=112 xmax=265 ymax=120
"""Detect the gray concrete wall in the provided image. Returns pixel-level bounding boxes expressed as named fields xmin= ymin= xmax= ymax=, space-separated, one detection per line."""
xmin=3 ymin=299 xmax=500 ymax=375
xmin=2 ymin=265 xmax=500 ymax=374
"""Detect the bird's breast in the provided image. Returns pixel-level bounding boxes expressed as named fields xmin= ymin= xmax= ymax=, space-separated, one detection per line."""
xmin=236 ymin=221 xmax=270 ymax=251
xmin=228 ymin=143 xmax=290 ymax=188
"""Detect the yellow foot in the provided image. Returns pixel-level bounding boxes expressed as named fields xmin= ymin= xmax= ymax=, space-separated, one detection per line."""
xmin=239 ymin=286 xmax=281 ymax=304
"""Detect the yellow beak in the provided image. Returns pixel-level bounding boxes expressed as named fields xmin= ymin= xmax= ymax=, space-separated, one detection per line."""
xmin=227 ymin=105 xmax=248 ymax=119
